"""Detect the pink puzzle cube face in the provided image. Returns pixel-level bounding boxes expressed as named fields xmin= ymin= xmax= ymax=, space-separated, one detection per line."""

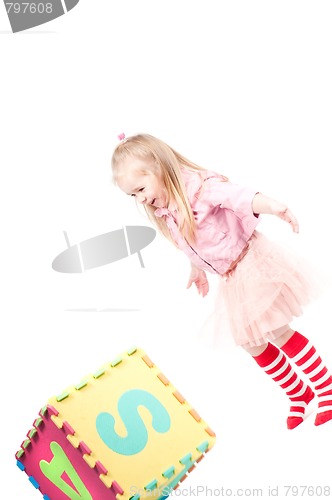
xmin=16 ymin=407 xmax=119 ymax=499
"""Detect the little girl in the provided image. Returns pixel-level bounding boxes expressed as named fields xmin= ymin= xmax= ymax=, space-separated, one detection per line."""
xmin=111 ymin=132 xmax=332 ymax=430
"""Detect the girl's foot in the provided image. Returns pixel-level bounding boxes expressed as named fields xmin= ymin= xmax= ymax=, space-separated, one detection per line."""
xmin=287 ymin=385 xmax=315 ymax=429
xmin=280 ymin=331 xmax=332 ymax=427
xmin=252 ymin=343 xmax=313 ymax=429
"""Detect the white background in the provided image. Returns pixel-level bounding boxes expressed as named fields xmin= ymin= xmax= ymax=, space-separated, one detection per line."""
xmin=1 ymin=1 xmax=332 ymax=499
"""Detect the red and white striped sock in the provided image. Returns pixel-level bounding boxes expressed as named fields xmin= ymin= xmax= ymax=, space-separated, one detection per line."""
xmin=281 ymin=331 xmax=332 ymax=426
xmin=253 ymin=342 xmax=315 ymax=429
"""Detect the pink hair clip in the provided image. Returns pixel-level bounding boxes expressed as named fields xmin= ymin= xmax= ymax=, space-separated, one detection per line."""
xmin=118 ymin=132 xmax=126 ymax=141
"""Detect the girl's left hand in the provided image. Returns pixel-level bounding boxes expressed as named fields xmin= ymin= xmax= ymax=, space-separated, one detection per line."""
xmin=187 ymin=266 xmax=209 ymax=297
xmin=252 ymin=194 xmax=299 ymax=233
xmin=276 ymin=205 xmax=299 ymax=233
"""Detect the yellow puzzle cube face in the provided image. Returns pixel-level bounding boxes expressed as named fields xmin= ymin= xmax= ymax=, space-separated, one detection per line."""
xmin=17 ymin=347 xmax=216 ymax=500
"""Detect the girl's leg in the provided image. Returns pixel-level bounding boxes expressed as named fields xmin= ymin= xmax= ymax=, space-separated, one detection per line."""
xmin=274 ymin=328 xmax=332 ymax=426
xmin=243 ymin=341 xmax=314 ymax=429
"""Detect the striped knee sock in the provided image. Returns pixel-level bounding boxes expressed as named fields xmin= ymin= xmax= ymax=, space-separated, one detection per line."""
xmin=254 ymin=343 xmax=314 ymax=429
xmin=281 ymin=331 xmax=332 ymax=426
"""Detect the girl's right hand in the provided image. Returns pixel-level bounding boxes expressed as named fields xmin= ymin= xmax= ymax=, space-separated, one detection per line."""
xmin=186 ymin=265 xmax=209 ymax=297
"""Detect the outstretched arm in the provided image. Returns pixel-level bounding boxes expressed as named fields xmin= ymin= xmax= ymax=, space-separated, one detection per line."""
xmin=252 ymin=193 xmax=299 ymax=233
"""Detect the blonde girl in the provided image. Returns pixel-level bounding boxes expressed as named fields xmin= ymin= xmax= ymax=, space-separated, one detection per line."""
xmin=112 ymin=133 xmax=332 ymax=430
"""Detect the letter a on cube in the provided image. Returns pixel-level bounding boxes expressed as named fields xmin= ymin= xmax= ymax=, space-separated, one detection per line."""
xmin=16 ymin=347 xmax=216 ymax=499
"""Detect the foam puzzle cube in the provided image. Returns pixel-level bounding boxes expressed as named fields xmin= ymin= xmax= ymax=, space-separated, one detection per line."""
xmin=16 ymin=347 xmax=216 ymax=499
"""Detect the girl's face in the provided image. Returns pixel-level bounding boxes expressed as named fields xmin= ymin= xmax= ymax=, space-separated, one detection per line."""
xmin=117 ymin=156 xmax=167 ymax=208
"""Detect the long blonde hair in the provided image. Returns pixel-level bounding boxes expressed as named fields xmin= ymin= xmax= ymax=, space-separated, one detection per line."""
xmin=111 ymin=133 xmax=216 ymax=245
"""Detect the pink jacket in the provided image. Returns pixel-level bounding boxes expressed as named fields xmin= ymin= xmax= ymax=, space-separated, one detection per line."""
xmin=155 ymin=168 xmax=260 ymax=276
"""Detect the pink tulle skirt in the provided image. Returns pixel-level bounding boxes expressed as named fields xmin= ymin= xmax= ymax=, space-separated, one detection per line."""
xmin=213 ymin=231 xmax=320 ymax=347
